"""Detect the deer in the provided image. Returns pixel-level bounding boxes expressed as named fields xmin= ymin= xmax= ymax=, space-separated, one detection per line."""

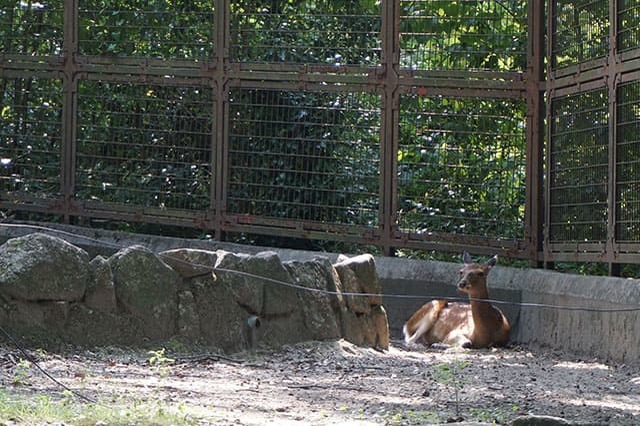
xmin=403 ymin=251 xmax=510 ymax=349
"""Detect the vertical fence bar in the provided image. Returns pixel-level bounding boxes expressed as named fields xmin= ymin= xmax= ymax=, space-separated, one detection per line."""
xmin=526 ymin=0 xmax=545 ymax=267
xmin=61 ymin=0 xmax=78 ymax=222
xmin=543 ymin=0 xmax=555 ymax=268
xmin=607 ymin=1 xmax=620 ymax=274
xmin=380 ymin=0 xmax=399 ymax=256
xmin=213 ymin=0 xmax=229 ymax=240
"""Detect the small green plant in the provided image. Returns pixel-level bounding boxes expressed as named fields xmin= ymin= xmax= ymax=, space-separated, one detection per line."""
xmin=431 ymin=360 xmax=470 ymax=418
xmin=0 ymin=389 xmax=200 ymax=425
xmin=384 ymin=409 xmax=439 ymax=425
xmin=148 ymin=348 xmax=175 ymax=378
xmin=468 ymin=405 xmax=520 ymax=424
xmin=12 ymin=358 xmax=32 ymax=386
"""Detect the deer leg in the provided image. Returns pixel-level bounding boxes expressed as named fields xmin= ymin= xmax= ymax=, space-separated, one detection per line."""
xmin=403 ymin=321 xmax=429 ymax=346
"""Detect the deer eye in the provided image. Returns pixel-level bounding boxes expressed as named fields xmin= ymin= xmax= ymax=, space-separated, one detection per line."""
xmin=477 ymin=271 xmax=485 ymax=277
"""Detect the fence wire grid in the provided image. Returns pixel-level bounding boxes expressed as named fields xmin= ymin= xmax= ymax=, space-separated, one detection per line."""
xmin=2 ymin=1 xmax=640 ymax=270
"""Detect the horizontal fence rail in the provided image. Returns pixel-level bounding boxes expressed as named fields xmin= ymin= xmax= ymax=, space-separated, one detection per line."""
xmin=1 ymin=1 xmax=639 ymax=271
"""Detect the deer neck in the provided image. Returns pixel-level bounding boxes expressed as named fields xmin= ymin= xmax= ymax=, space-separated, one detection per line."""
xmin=468 ymin=288 xmax=496 ymax=328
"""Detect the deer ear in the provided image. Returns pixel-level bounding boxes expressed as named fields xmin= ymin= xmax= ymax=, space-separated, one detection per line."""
xmin=487 ymin=255 xmax=498 ymax=267
xmin=463 ymin=251 xmax=472 ymax=264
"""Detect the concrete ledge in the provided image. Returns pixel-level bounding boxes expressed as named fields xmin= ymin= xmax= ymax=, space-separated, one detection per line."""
xmin=377 ymin=255 xmax=640 ymax=365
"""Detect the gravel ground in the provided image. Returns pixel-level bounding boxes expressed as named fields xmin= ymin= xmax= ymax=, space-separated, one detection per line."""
xmin=2 ymin=340 xmax=639 ymax=425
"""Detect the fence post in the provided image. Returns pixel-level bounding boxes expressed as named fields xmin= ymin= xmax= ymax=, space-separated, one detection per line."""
xmin=379 ymin=0 xmax=400 ymax=256
xmin=61 ymin=0 xmax=79 ymax=223
xmin=525 ymin=0 xmax=545 ymax=268
xmin=212 ymin=0 xmax=230 ymax=241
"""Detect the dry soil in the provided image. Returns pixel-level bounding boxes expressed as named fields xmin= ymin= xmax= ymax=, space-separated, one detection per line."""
xmin=1 ymin=340 xmax=639 ymax=425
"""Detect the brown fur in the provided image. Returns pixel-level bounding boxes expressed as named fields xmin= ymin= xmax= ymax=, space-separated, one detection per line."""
xmin=403 ymin=252 xmax=510 ymax=349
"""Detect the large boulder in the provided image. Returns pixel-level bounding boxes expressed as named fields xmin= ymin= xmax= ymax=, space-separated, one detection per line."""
xmin=188 ymin=272 xmax=248 ymax=350
xmin=84 ymin=256 xmax=117 ymax=314
xmin=0 ymin=233 xmax=89 ymax=302
xmin=108 ymin=245 xmax=179 ymax=341
xmin=190 ymin=250 xmax=300 ymax=351
xmin=333 ymin=254 xmax=389 ymax=350
xmin=334 ymin=254 xmax=383 ymax=313
xmin=283 ymin=257 xmax=342 ymax=342
xmin=159 ymin=248 xmax=218 ymax=279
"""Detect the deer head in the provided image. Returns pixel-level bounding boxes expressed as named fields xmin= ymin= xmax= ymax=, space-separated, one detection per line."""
xmin=457 ymin=251 xmax=497 ymax=297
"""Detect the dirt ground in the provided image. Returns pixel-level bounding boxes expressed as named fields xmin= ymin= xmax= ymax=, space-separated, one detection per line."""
xmin=1 ymin=339 xmax=640 ymax=425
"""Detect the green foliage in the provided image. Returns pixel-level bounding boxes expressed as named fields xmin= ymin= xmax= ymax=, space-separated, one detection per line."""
xmin=79 ymin=0 xmax=214 ymax=58
xmin=231 ymin=0 xmax=381 ymax=65
xmin=0 ymin=389 xmax=199 ymax=425
xmin=0 ymin=0 xmax=63 ymax=55
xmin=552 ymin=0 xmax=609 ymax=68
xmin=400 ymin=0 xmax=527 ymax=71
xmin=431 ymin=360 xmax=470 ymax=418
xmin=11 ymin=358 xmax=32 ymax=386
xmin=0 ymin=78 xmax=62 ymax=194
xmin=227 ymin=89 xmax=380 ymax=227
xmin=619 ymin=1 xmax=640 ymax=53
xmin=75 ymin=82 xmax=213 ymax=211
xmin=1 ymin=0 xmax=531 ymax=257
xmin=398 ymin=96 xmax=526 ymax=239
xmin=148 ymin=348 xmax=175 ymax=378
xmin=549 ymin=89 xmax=608 ymax=242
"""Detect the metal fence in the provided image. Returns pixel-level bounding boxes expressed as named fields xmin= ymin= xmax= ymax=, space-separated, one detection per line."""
xmin=546 ymin=0 xmax=640 ymax=270
xmin=0 ymin=1 xmax=639 ymax=270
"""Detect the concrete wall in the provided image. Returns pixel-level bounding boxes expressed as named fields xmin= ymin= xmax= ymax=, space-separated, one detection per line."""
xmin=1 ymin=223 xmax=639 ymax=365
xmin=376 ymin=256 xmax=640 ymax=365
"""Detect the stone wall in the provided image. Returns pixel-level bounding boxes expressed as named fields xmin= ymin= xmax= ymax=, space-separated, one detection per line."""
xmin=0 ymin=233 xmax=389 ymax=351
xmin=1 ymin=224 xmax=639 ymax=365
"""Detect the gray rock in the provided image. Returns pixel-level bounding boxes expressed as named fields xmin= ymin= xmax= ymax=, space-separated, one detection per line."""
xmin=511 ymin=415 xmax=571 ymax=426
xmin=189 ymin=274 xmax=251 ymax=351
xmin=332 ymin=254 xmax=389 ymax=349
xmin=108 ymin=245 xmax=179 ymax=341
xmin=63 ymin=304 xmax=146 ymax=346
xmin=159 ymin=248 xmax=218 ymax=279
xmin=213 ymin=250 xmax=267 ymax=315
xmin=0 ymin=232 xmax=391 ymax=352
xmin=283 ymin=257 xmax=342 ymax=342
xmin=85 ymin=256 xmax=117 ymax=314
xmin=177 ymin=290 xmax=200 ymax=340
xmin=334 ymin=254 xmax=383 ymax=314
xmin=0 ymin=233 xmax=89 ymax=302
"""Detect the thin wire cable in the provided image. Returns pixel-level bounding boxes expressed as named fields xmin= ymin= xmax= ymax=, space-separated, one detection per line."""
xmin=0 ymin=222 xmax=639 ymax=400
xmin=1 ymin=223 xmax=640 ymax=314
xmin=0 ymin=324 xmax=97 ymax=404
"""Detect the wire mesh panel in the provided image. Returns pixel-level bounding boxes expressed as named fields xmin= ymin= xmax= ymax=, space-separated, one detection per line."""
xmin=75 ymin=81 xmax=213 ymax=212
xmin=0 ymin=0 xmax=63 ymax=55
xmin=230 ymin=0 xmax=381 ymax=66
xmin=4 ymin=0 xmax=616 ymax=263
xmin=619 ymin=0 xmax=640 ymax=53
xmin=227 ymin=89 xmax=380 ymax=229
xmin=548 ymin=89 xmax=608 ymax=243
xmin=398 ymin=95 xmax=526 ymax=239
xmin=399 ymin=0 xmax=527 ymax=72
xmin=616 ymin=81 xmax=640 ymax=242
xmin=551 ymin=0 xmax=609 ymax=69
xmin=0 ymin=78 xmax=63 ymax=195
xmin=78 ymin=0 xmax=215 ymax=59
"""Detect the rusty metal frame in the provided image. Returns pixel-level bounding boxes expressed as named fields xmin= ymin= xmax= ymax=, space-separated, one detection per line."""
xmin=544 ymin=0 xmax=640 ymax=271
xmin=0 ymin=1 xmax=551 ymax=262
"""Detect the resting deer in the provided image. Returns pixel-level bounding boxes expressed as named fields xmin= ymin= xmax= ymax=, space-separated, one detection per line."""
xmin=403 ymin=252 xmax=510 ymax=349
